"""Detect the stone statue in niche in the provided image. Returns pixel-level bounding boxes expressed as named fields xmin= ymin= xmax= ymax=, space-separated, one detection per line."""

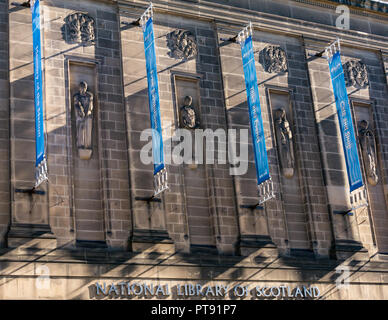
xmin=166 ymin=30 xmax=198 ymax=60
xmin=344 ymin=60 xmax=369 ymax=89
xmin=359 ymin=120 xmax=378 ymax=186
xmin=62 ymin=13 xmax=96 ymax=46
xmin=260 ymin=45 xmax=288 ymax=73
xmin=179 ymin=96 xmax=200 ymax=129
xmin=74 ymin=81 xmax=94 ymax=160
xmin=274 ymin=108 xmax=294 ymax=178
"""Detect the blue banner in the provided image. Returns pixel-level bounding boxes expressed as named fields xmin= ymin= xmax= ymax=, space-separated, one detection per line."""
xmin=32 ymin=0 xmax=44 ymax=165
xmin=241 ymin=35 xmax=270 ymax=185
xmin=32 ymin=0 xmax=47 ymax=187
xmin=143 ymin=18 xmax=164 ymax=175
xmin=329 ymin=51 xmax=363 ymax=192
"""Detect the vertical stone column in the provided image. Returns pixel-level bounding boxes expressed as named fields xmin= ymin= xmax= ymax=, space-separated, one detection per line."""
xmin=304 ymin=38 xmax=367 ymax=259
xmin=120 ymin=10 xmax=240 ymax=255
xmin=120 ymin=11 xmax=176 ymax=253
xmin=7 ymin=1 xmax=53 ymax=248
xmin=217 ymin=26 xmax=280 ymax=257
xmin=0 ymin=0 xmax=10 ymax=247
xmin=41 ymin=1 xmax=131 ymax=250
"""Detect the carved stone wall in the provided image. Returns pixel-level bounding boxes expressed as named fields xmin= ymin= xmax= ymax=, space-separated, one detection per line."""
xmin=2 ymin=0 xmax=388 ymax=300
xmin=121 ymin=12 xmax=238 ymax=255
xmin=36 ymin=0 xmax=131 ymax=249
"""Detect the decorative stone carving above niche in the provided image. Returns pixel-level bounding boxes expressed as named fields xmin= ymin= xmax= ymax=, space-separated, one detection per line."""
xmin=62 ymin=13 xmax=96 ymax=46
xmin=166 ymin=30 xmax=198 ymax=60
xmin=260 ymin=45 xmax=288 ymax=73
xmin=344 ymin=60 xmax=369 ymax=89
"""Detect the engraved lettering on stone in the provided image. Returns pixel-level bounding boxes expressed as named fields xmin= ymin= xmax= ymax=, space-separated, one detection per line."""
xmin=345 ymin=60 xmax=369 ymax=88
xmin=260 ymin=45 xmax=288 ymax=73
xmin=74 ymin=81 xmax=94 ymax=160
xmin=180 ymin=96 xmax=199 ymax=129
xmin=274 ymin=108 xmax=294 ymax=178
xmin=63 ymin=13 xmax=95 ymax=45
xmin=167 ymin=30 xmax=198 ymax=60
xmin=359 ymin=120 xmax=378 ymax=186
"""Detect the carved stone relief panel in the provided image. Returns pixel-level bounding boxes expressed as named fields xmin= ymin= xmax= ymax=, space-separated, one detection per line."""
xmin=344 ymin=60 xmax=369 ymax=89
xmin=260 ymin=45 xmax=288 ymax=73
xmin=167 ymin=30 xmax=198 ymax=60
xmin=62 ymin=13 xmax=96 ymax=46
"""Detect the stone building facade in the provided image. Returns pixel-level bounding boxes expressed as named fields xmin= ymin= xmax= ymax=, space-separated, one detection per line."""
xmin=0 ymin=0 xmax=387 ymax=299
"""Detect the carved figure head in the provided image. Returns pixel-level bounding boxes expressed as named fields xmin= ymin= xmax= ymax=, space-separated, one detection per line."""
xmin=359 ymin=119 xmax=369 ymax=131
xmin=184 ymin=95 xmax=193 ymax=107
xmin=79 ymin=81 xmax=88 ymax=94
xmin=275 ymin=108 xmax=286 ymax=121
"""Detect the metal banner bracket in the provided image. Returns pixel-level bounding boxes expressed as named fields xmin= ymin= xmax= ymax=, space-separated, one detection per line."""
xmin=333 ymin=209 xmax=354 ymax=216
xmin=135 ymin=196 xmax=161 ymax=203
xmin=11 ymin=0 xmax=30 ymax=7
xmin=239 ymin=203 xmax=264 ymax=210
xmin=130 ymin=18 xmax=141 ymax=27
xmin=219 ymin=35 xmax=238 ymax=44
xmin=15 ymin=188 xmax=45 ymax=195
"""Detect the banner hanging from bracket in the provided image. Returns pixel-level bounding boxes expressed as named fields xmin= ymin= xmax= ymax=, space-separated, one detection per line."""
xmin=31 ymin=0 xmax=48 ymax=188
xmin=238 ymin=23 xmax=274 ymax=205
xmin=140 ymin=3 xmax=168 ymax=196
xmin=325 ymin=39 xmax=367 ymax=210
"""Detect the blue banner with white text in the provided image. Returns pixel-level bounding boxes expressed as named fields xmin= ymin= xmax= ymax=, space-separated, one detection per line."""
xmin=143 ymin=18 xmax=164 ymax=175
xmin=241 ymin=36 xmax=270 ymax=185
xmin=328 ymin=51 xmax=363 ymax=192
xmin=32 ymin=0 xmax=45 ymax=171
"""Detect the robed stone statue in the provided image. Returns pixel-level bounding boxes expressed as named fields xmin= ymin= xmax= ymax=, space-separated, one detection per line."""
xmin=359 ymin=120 xmax=378 ymax=186
xmin=274 ymin=108 xmax=294 ymax=178
xmin=180 ymin=95 xmax=199 ymax=129
xmin=74 ymin=81 xmax=94 ymax=160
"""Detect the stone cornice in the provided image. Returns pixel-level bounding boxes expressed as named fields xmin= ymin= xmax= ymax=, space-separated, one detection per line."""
xmin=323 ymin=0 xmax=388 ymax=14
xmin=118 ymin=0 xmax=388 ymax=53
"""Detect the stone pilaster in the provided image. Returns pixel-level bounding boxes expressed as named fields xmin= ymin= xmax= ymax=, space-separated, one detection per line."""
xmin=303 ymin=37 xmax=368 ymax=260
